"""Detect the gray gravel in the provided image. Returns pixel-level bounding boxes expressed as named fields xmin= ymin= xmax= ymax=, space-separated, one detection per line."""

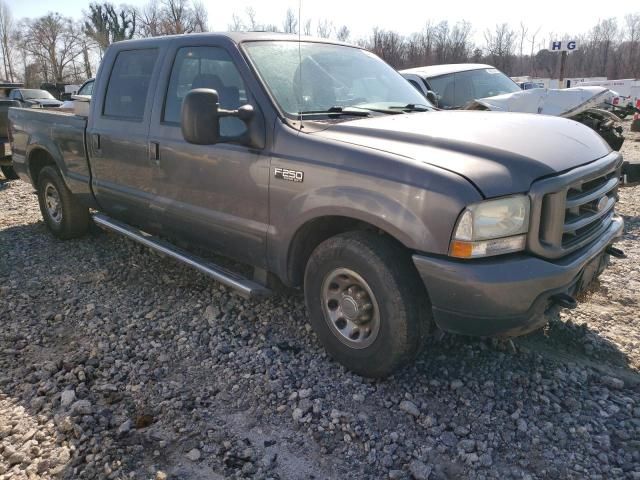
xmin=1 ymin=121 xmax=639 ymax=479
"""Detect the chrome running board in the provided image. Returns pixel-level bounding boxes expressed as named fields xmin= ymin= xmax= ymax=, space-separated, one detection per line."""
xmin=92 ymin=213 xmax=271 ymax=298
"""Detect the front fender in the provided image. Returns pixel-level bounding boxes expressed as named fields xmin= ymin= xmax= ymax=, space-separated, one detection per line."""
xmin=286 ymin=185 xmax=435 ymax=249
xmin=268 ymin=176 xmax=478 ymax=284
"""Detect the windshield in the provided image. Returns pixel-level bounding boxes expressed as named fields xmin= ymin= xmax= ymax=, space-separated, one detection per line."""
xmin=243 ymin=41 xmax=429 ymax=117
xmin=427 ymin=68 xmax=521 ymax=109
xmin=77 ymin=80 xmax=94 ymax=96
xmin=21 ymin=89 xmax=56 ymax=100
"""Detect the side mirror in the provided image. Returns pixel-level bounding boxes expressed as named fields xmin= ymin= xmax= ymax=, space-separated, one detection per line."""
xmin=426 ymin=90 xmax=438 ymax=108
xmin=181 ymin=88 xmax=257 ymax=146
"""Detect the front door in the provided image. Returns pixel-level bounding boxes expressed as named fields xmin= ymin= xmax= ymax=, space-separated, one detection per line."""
xmin=148 ymin=44 xmax=270 ymax=267
xmin=88 ymin=47 xmax=163 ymax=231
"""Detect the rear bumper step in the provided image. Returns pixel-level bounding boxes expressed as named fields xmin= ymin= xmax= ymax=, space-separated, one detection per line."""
xmin=92 ymin=213 xmax=271 ymax=298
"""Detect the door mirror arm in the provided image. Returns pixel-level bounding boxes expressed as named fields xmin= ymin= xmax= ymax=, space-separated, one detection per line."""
xmin=216 ymin=104 xmax=265 ymax=149
xmin=181 ymin=88 xmax=265 ymax=148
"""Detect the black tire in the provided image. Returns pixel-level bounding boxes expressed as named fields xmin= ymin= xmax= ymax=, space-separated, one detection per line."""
xmin=36 ymin=166 xmax=89 ymax=239
xmin=1 ymin=165 xmax=19 ymax=180
xmin=304 ymin=231 xmax=431 ymax=378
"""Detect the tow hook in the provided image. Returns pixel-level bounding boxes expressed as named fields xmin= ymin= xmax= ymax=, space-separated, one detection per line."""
xmin=605 ymin=246 xmax=626 ymax=259
xmin=551 ymin=293 xmax=577 ymax=310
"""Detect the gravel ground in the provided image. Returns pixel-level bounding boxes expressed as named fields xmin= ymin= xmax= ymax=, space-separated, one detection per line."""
xmin=1 ymin=121 xmax=639 ymax=480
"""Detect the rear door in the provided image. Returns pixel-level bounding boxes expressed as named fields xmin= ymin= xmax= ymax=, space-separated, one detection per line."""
xmin=147 ymin=39 xmax=270 ymax=267
xmin=87 ymin=46 xmax=163 ymax=231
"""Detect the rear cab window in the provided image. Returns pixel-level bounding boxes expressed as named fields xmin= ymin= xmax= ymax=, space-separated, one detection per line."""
xmin=103 ymin=49 xmax=159 ymax=120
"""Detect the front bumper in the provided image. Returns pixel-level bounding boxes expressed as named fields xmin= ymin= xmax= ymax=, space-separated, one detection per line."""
xmin=413 ymin=214 xmax=624 ymax=337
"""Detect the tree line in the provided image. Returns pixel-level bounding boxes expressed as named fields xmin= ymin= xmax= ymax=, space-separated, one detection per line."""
xmin=0 ymin=0 xmax=638 ymax=88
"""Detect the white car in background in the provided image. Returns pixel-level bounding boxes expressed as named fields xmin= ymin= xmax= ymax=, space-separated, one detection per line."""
xmin=401 ymin=64 xmax=522 ymax=108
xmin=400 ymin=63 xmax=625 ymax=153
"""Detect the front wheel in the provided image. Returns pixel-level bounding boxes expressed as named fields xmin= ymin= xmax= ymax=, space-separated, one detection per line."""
xmin=304 ymin=231 xmax=431 ymax=378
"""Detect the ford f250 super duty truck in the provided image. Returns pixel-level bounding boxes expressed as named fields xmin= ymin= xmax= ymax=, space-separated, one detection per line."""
xmin=9 ymin=33 xmax=625 ymax=377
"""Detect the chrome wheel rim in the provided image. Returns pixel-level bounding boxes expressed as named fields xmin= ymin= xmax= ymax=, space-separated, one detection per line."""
xmin=44 ymin=183 xmax=62 ymax=224
xmin=321 ymin=268 xmax=380 ymax=349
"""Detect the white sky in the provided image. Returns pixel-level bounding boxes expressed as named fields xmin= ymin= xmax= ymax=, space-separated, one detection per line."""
xmin=9 ymin=0 xmax=640 ymax=47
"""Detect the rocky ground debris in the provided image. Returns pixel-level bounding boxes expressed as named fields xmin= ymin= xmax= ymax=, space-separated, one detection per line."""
xmin=0 ymin=121 xmax=639 ymax=479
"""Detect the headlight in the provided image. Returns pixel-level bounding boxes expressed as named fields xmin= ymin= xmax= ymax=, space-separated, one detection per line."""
xmin=450 ymin=195 xmax=530 ymax=258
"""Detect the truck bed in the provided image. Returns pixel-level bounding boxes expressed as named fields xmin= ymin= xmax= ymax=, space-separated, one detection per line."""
xmin=8 ymin=107 xmax=91 ymax=195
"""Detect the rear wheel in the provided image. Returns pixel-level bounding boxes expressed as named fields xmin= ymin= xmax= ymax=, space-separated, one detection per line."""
xmin=1 ymin=165 xmax=18 ymax=180
xmin=36 ymin=166 xmax=89 ymax=239
xmin=304 ymin=231 xmax=431 ymax=378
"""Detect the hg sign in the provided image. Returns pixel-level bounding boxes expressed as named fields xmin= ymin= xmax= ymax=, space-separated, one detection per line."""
xmin=549 ymin=40 xmax=578 ymax=52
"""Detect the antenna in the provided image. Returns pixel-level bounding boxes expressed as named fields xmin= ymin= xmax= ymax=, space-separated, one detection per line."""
xmin=297 ymin=0 xmax=302 ymax=131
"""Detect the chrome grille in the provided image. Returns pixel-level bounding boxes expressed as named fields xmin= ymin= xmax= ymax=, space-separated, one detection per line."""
xmin=528 ymin=153 xmax=622 ymax=259
xmin=562 ymin=172 xmax=617 ymax=247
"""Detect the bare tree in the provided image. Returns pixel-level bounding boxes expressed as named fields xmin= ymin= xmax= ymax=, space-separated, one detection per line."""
xmin=624 ymin=13 xmax=640 ymax=76
xmin=370 ymin=28 xmax=405 ymax=68
xmin=484 ymin=23 xmax=516 ymax=72
xmin=84 ymin=2 xmax=136 ymax=53
xmin=138 ymin=0 xmax=162 ymax=37
xmin=0 ymin=0 xmax=15 ymax=81
xmin=336 ymin=25 xmax=350 ymax=42
xmin=282 ymin=8 xmax=298 ymax=34
xmin=527 ymin=25 xmax=541 ymax=75
xmin=518 ymin=21 xmax=528 ymax=75
xmin=81 ymin=38 xmax=92 ymax=78
xmin=449 ymin=21 xmax=472 ymax=62
xmin=303 ymin=19 xmax=312 ymax=36
xmin=591 ymin=18 xmax=619 ymax=76
xmin=163 ymin=0 xmax=190 ymax=34
xmin=228 ymin=7 xmax=279 ymax=33
xmin=405 ymin=31 xmax=428 ymax=66
xmin=433 ymin=21 xmax=451 ymax=63
xmin=192 ymin=1 xmax=207 ymax=32
xmin=139 ymin=0 xmax=206 ymax=36
xmin=18 ymin=13 xmax=84 ymax=82
xmin=245 ymin=7 xmax=258 ymax=30
xmin=227 ymin=12 xmax=244 ymax=32
xmin=316 ymin=19 xmax=333 ymax=39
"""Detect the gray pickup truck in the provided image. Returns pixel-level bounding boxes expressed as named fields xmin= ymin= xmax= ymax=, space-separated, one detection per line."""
xmin=9 ymin=33 xmax=624 ymax=377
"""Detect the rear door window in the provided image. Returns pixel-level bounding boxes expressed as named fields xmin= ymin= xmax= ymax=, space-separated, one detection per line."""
xmin=103 ymin=49 xmax=158 ymax=120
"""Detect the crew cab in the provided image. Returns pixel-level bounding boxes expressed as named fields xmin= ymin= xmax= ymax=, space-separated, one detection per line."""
xmin=9 ymin=33 xmax=624 ymax=377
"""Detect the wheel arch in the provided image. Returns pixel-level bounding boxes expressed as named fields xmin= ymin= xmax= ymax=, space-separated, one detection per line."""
xmin=27 ymin=146 xmax=62 ymax=188
xmin=285 ymin=214 xmax=416 ymax=288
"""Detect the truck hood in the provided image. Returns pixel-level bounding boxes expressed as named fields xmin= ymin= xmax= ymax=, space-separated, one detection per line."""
xmin=310 ymin=111 xmax=611 ymax=197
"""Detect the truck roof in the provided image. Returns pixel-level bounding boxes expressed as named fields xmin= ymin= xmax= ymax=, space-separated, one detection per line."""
xmin=110 ymin=31 xmax=355 ymax=49
xmin=400 ymin=63 xmax=494 ymax=78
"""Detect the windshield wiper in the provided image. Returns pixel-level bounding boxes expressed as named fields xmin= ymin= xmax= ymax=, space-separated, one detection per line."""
xmin=350 ymin=103 xmax=432 ymax=115
xmin=298 ymin=106 xmax=371 ymax=117
xmin=386 ymin=104 xmax=432 ymax=112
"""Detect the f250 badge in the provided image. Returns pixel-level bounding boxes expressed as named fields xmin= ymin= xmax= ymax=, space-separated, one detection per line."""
xmin=274 ymin=167 xmax=304 ymax=183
